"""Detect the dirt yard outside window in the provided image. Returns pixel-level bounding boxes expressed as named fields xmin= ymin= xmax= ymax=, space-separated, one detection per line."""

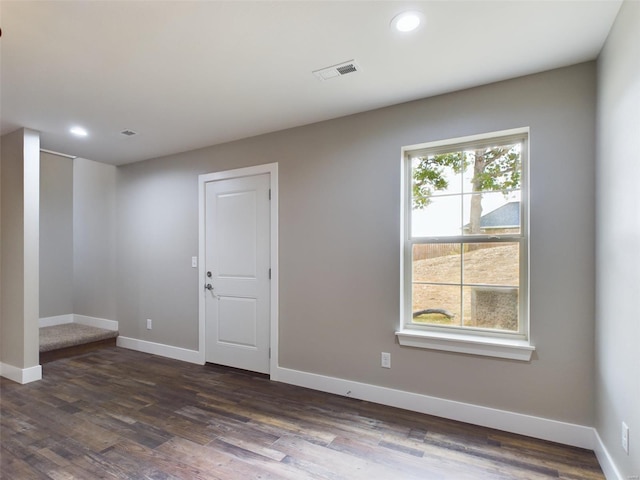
xmin=412 ymin=243 xmax=519 ymax=331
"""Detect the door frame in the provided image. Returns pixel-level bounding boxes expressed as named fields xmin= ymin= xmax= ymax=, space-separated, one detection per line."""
xmin=197 ymin=163 xmax=278 ymax=376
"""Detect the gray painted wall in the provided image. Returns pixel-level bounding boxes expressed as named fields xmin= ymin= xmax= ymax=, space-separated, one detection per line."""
xmin=116 ymin=160 xmax=200 ymax=348
xmin=116 ymin=63 xmax=596 ymax=425
xmin=39 ymin=153 xmax=74 ymax=318
xmin=73 ymin=158 xmax=117 ymax=320
xmin=0 ymin=128 xmax=40 ymax=369
xmin=596 ymin=1 xmax=640 ymax=475
xmin=38 ymin=155 xmax=117 ymax=322
xmin=0 ymin=133 xmax=2 ymax=361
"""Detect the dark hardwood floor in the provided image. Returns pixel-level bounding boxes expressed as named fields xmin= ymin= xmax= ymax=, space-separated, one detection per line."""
xmin=1 ymin=348 xmax=604 ymax=479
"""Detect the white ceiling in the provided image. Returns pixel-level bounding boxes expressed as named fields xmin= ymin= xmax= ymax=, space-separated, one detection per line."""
xmin=1 ymin=1 xmax=622 ymax=166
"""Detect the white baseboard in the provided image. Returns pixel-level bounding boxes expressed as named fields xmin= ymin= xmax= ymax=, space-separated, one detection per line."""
xmin=39 ymin=314 xmax=74 ymax=327
xmin=74 ymin=314 xmax=118 ymax=331
xmin=0 ymin=362 xmax=42 ymax=384
xmin=117 ymin=336 xmax=202 ymax=365
xmin=593 ymin=430 xmax=624 ymax=480
xmin=275 ymin=366 xmax=596 ymax=450
xmin=39 ymin=314 xmax=118 ymax=331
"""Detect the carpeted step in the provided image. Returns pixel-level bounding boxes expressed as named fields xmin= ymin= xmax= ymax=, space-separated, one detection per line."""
xmin=39 ymin=323 xmax=119 ymax=363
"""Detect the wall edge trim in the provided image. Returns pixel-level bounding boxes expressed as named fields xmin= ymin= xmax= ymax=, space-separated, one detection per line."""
xmin=593 ymin=429 xmax=624 ymax=480
xmin=117 ymin=336 xmax=202 ymax=365
xmin=39 ymin=314 xmax=74 ymax=327
xmin=275 ymin=366 xmax=596 ymax=450
xmin=74 ymin=314 xmax=118 ymax=331
xmin=0 ymin=362 xmax=42 ymax=384
xmin=39 ymin=314 xmax=118 ymax=331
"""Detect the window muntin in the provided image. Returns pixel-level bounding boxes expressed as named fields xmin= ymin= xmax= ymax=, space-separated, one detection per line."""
xmin=403 ymin=132 xmax=527 ymax=338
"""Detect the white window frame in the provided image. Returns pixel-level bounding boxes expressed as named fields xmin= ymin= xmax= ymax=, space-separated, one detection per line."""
xmin=397 ymin=128 xmax=535 ymax=361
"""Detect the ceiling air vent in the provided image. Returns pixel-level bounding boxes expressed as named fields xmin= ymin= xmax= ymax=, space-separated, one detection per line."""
xmin=120 ymin=129 xmax=138 ymax=137
xmin=313 ymin=60 xmax=361 ymax=81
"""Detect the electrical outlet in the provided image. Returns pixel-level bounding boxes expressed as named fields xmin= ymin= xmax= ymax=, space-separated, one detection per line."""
xmin=146 ymin=319 xmax=152 ymax=330
xmin=381 ymin=352 xmax=391 ymax=369
xmin=622 ymin=422 xmax=629 ymax=454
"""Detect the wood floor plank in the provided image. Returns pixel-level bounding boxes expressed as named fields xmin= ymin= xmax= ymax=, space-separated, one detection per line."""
xmin=155 ymin=437 xmax=232 ymax=475
xmin=215 ymin=435 xmax=286 ymax=462
xmin=159 ymin=437 xmax=306 ymax=480
xmin=327 ymin=434 xmax=480 ymax=480
xmin=0 ymin=348 xmax=605 ymax=479
xmin=0 ymin=446 xmax=51 ymax=480
xmin=275 ymin=434 xmax=429 ymax=480
xmin=194 ymin=397 xmax=338 ymax=446
xmin=100 ymin=439 xmax=213 ymax=480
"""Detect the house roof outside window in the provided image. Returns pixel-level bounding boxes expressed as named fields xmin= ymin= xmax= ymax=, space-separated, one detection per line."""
xmin=466 ymin=201 xmax=520 ymax=230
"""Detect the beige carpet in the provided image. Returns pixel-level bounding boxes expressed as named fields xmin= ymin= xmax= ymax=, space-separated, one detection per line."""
xmin=39 ymin=323 xmax=118 ymax=352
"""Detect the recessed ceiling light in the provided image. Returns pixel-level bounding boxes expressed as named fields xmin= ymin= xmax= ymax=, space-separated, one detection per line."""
xmin=391 ymin=11 xmax=424 ymax=33
xmin=70 ymin=126 xmax=88 ymax=137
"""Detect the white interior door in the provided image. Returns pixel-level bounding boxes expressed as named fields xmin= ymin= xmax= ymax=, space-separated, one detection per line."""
xmin=204 ymin=173 xmax=271 ymax=373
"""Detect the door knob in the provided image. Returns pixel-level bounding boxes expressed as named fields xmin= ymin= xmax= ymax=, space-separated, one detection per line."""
xmin=205 ymin=283 xmax=213 ymax=291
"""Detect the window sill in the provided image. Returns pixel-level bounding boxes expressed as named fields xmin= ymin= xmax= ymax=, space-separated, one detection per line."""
xmin=395 ymin=329 xmax=535 ymax=361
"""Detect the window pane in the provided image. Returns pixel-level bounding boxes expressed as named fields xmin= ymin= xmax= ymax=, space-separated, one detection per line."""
xmin=462 ymin=191 xmax=521 ymax=236
xmin=411 ymin=152 xmax=464 ymax=197
xmin=413 ymin=243 xmax=461 ymax=284
xmin=462 ymin=143 xmax=522 ymax=195
xmin=463 ymin=285 xmax=519 ymax=332
xmin=405 ymin=132 xmax=527 ymax=338
xmin=463 ymin=242 xmax=519 ymax=286
xmin=412 ymin=195 xmax=462 ymax=237
xmin=412 ymin=284 xmax=461 ymax=327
